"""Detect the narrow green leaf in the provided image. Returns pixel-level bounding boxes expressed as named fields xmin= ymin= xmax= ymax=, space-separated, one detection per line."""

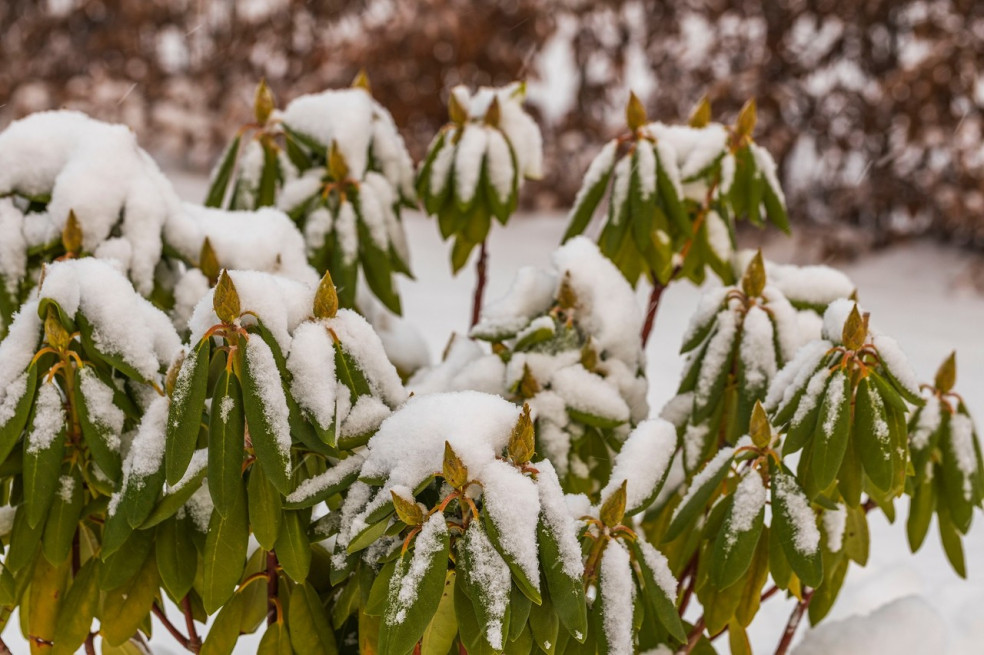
xmin=51 ymin=557 xmax=100 ymax=654
xmin=288 ymin=582 xmax=338 ymax=655
xmin=100 ymin=550 xmax=160 ymax=646
xmin=203 ymin=479 xmax=249 ymax=613
xmin=157 ymin=515 xmax=197 ymax=602
xmin=205 ymin=135 xmax=242 ymax=208
xmin=275 ymin=511 xmax=311 ymax=583
xmin=811 ymin=369 xmax=851 ymax=491
xmin=248 ymin=463 xmax=283 ymax=550
xmin=166 ymin=340 xmax=211 ymax=486
xmin=240 ymin=336 xmax=292 ymax=494
xmin=209 ymin=370 xmax=245 ymax=517
xmin=41 ymin=466 xmax=83 ymax=565
xmin=421 ymin=571 xmax=457 ymax=655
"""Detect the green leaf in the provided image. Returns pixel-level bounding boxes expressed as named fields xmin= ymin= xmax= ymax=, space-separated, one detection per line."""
xmin=156 ymin=515 xmax=197 ymax=601
xmin=73 ymin=370 xmax=122 ymax=481
xmin=537 ymin=517 xmax=587 ymax=640
xmin=275 ymin=511 xmax=311 ymax=583
xmin=203 ymin=479 xmax=249 ymax=613
xmin=365 ymin=559 xmax=397 ymax=617
xmin=529 ymin=590 xmax=559 ymax=654
xmin=665 ymin=452 xmax=733 ymax=542
xmin=421 ymin=571 xmax=457 ymax=655
xmin=258 ymin=621 xmax=293 ymax=655
xmin=28 ymin=553 xmax=70 ymax=651
xmin=100 ymin=550 xmax=160 ymax=646
xmin=456 ymin=523 xmax=511 ymax=651
xmin=940 ymin=417 xmax=975 ymax=534
xmin=288 ymin=582 xmax=338 ymax=655
xmin=205 ymin=135 xmax=242 ymax=208
xmin=811 ymin=369 xmax=852 ymax=491
xmin=200 ymin=592 xmax=245 ymax=655
xmin=734 ymin=531 xmax=770 ymax=627
xmin=379 ymin=521 xmax=450 ymax=655
xmin=906 ymin=480 xmax=935 ymax=552
xmin=357 ymin=212 xmax=403 ymax=315
xmin=937 ymin=500 xmax=966 ymax=578
xmin=51 ymin=557 xmax=99 ymax=655
xmin=0 ymin=363 xmax=37 ymax=464
xmin=563 ymin=147 xmax=614 ymax=242
xmin=853 ymin=377 xmax=892 ymax=491
xmin=629 ymin=539 xmax=686 ymax=643
xmin=782 ymin=368 xmax=830 ymax=456
xmin=240 ymin=336 xmax=292 ymax=494
xmin=139 ymin=466 xmax=207 ymax=529
xmin=482 ymin=509 xmax=541 ymax=606
xmin=248 ymin=463 xmax=283 ymax=550
xmin=24 ymin=421 xmax=66 ymax=529
xmin=770 ymin=465 xmax=822 ymax=588
xmin=100 ymin=527 xmax=154 ymax=590
xmin=41 ymin=466 xmax=83 ymax=565
xmin=209 ymin=369 xmax=245 ymax=517
xmin=711 ymin=476 xmax=765 ymax=590
xmin=257 ymin=141 xmax=280 ymax=208
xmin=166 ymin=340 xmax=211 ymax=486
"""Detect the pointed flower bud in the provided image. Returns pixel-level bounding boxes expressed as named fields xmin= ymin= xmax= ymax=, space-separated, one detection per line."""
xmin=734 ymin=98 xmax=757 ymax=141
xmin=935 ymin=351 xmax=957 ymax=393
xmin=351 ymin=69 xmax=372 ymax=94
xmin=199 ymin=237 xmax=220 ymax=284
xmin=842 ymin=305 xmax=867 ymax=351
xmin=213 ymin=270 xmax=241 ymax=324
xmin=254 ymin=79 xmax=275 ymax=125
xmin=741 ymin=250 xmax=766 ymax=298
xmin=443 ymin=441 xmax=469 ymax=489
xmin=516 ymin=363 xmax=541 ymax=399
xmin=580 ymin=337 xmax=598 ymax=372
xmin=557 ymin=272 xmax=578 ymax=310
xmin=626 ymin=91 xmax=647 ymax=131
xmin=600 ymin=480 xmax=627 ymax=528
xmin=391 ymin=489 xmax=423 ymax=526
xmin=485 ymin=96 xmax=501 ymax=127
xmin=750 ymin=401 xmax=771 ymax=448
xmin=448 ymin=92 xmax=468 ymax=126
xmin=689 ymin=96 xmax=712 ymax=128
xmin=314 ymin=271 xmax=339 ymax=319
xmin=508 ymin=403 xmax=535 ymax=465
xmin=328 ymin=142 xmax=349 ymax=181
xmin=44 ymin=306 xmax=71 ymax=351
xmin=62 ymin=210 xmax=83 ymax=255
xmin=164 ymin=349 xmax=186 ymax=398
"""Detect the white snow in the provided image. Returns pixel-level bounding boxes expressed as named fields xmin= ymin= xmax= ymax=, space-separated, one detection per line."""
xmin=823 ymin=505 xmax=847 ymax=553
xmin=872 ymin=333 xmax=921 ymax=399
xmin=0 ymin=299 xmax=41 ymax=425
xmin=674 ymin=445 xmax=734 ymax=521
xmin=460 ymin=522 xmax=511 ymax=650
xmin=79 ymin=367 xmax=124 ymax=451
xmin=119 ymin=395 xmax=168 ymax=490
xmin=245 ymin=336 xmax=292 ymax=465
xmin=765 ymin=340 xmax=832 ymax=413
xmin=767 ymin=263 xmax=854 ymax=310
xmin=647 ymin=122 xmax=728 ymax=180
xmin=600 ymin=539 xmax=636 ymax=655
xmin=740 ymin=305 xmax=778 ymax=390
xmin=478 ymin=458 xmax=541 ymax=588
xmin=600 ymin=419 xmax=676 ymax=512
xmin=387 ymin=512 xmax=448 ymax=625
xmin=773 ymin=469 xmax=820 ymax=555
xmin=285 ymin=455 xmax=364 ymax=505
xmin=286 ymin=321 xmax=338 ymax=431
xmin=453 ymin=125 xmax=489 ymax=204
xmin=535 ymin=460 xmax=584 ymax=579
xmin=694 ymin=310 xmax=738 ymax=407
xmin=948 ymin=414 xmax=977 ymax=501
xmin=551 ymin=365 xmax=630 ymax=424
xmin=56 ymin=474 xmax=74 ymax=503
xmin=26 ymin=382 xmax=64 ymax=454
xmin=911 ymin=394 xmax=942 ymax=451
xmin=639 ymin=538 xmax=678 ymax=599
xmin=726 ymin=470 xmax=766 ymax=546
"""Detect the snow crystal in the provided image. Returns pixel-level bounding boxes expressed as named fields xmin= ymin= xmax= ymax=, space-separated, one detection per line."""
xmin=768 ymin=263 xmax=854 ymax=310
xmin=705 ymin=211 xmax=732 ymax=260
xmin=750 ymin=143 xmax=786 ymax=205
xmin=536 ymin=460 xmax=584 ymax=579
xmin=910 ymin=394 xmax=941 ymax=451
xmin=761 ymin=286 xmax=804 ymax=362
xmin=277 ymin=169 xmax=323 ymax=214
xmin=765 ymin=340 xmax=832 ymax=413
xmin=0 ymin=111 xmax=183 ymax=295
xmin=40 ymin=258 xmax=181 ymax=381
xmin=0 ymin=200 xmax=27 ymax=291
xmin=453 ymin=126 xmax=489 ymax=204
xmin=773 ymin=470 xmax=820 ymax=555
xmin=335 ymin=200 xmax=359 ymax=266
xmin=245 ymin=337 xmax=292 ymax=463
xmin=681 ymin=287 xmax=729 ymax=353
xmin=551 ymin=365 xmax=630 ymax=424
xmin=821 ymin=298 xmax=857 ymax=344
xmin=740 ymin=305 xmax=777 ymax=390
xmin=341 ymin=395 xmax=391 ymax=438
xmin=480 ymin=458 xmax=541 ymax=588
xmin=601 ymin=419 xmax=676 ymax=512
xmin=0 ymin=299 xmax=41 ymax=426
xmin=552 ymin=237 xmax=643 ymax=368
xmin=171 ymin=448 xmax=207 ymax=493
xmin=674 ymin=445 xmax=734 ymax=521
xmin=286 ymin=322 xmax=338 ymax=430
xmin=648 ymin=122 xmax=728 ymax=180
xmin=872 ymin=334 xmax=921 ymax=399
xmin=726 ymin=471 xmax=766 ymax=546
xmin=79 ymin=368 xmax=124 ymax=451
xmin=636 ymin=142 xmax=657 ymax=199
xmin=568 ymin=140 xmax=617 ymax=220
xmin=27 ymin=383 xmax=65 ymax=454
xmin=791 ymin=368 xmax=831 ymax=429
xmin=694 ymin=310 xmax=738 ymax=406
xmin=461 ymin=523 xmax=511 ymax=650
xmin=167 ymin=203 xmax=318 ymax=286
xmin=949 ymin=414 xmax=977 ymax=501
xmin=324 ymin=310 xmax=407 ymax=408
xmin=600 ymin=539 xmax=636 ymax=655
xmin=610 ymin=156 xmax=631 ymax=221
xmin=357 ymin=174 xmax=392 ymax=251
xmin=821 ymin=372 xmax=847 ymax=437
xmin=387 ymin=512 xmax=447 ymax=625
xmin=286 ymin=455 xmax=364 ymax=505
xmin=638 ymin=539 xmax=678 ymax=599
xmin=120 ymin=395 xmax=168 ymax=487
xmin=682 ymin=421 xmax=711 ymax=470
xmin=184 ymin=484 xmax=213 ymax=532
xmin=823 ymin=505 xmax=847 ymax=552
xmin=282 ymin=89 xmax=375 ymax=179
xmin=57 ymin=474 xmax=75 ymax=503
xmin=472 ymin=266 xmax=557 ymax=340
xmin=427 ymin=135 xmax=456 ymax=197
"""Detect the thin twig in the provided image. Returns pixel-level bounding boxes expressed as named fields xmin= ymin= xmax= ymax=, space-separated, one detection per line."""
xmin=470 ymin=240 xmax=489 ymax=328
xmin=682 ymin=615 xmax=706 ymax=654
xmin=641 ymin=280 xmax=667 ymax=346
xmin=774 ymin=588 xmax=814 ymax=655
xmin=84 ymin=633 xmax=96 ymax=655
xmin=677 ymin=551 xmax=700 ymax=615
xmin=182 ymin=595 xmax=202 ymax=652
xmin=151 ymin=602 xmax=191 ymax=650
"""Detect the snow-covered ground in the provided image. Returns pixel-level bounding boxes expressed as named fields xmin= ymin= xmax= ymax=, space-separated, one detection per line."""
xmin=46 ymin=172 xmax=979 ymax=654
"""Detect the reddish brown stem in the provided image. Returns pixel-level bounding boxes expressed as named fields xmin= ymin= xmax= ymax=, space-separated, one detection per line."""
xmin=267 ymin=551 xmax=279 ymax=626
xmin=683 ymin=615 xmax=706 ymax=653
xmin=182 ymin=595 xmax=202 ymax=652
xmin=677 ymin=551 xmax=700 ymax=615
xmin=640 ymin=280 xmax=666 ymax=347
xmin=470 ymin=240 xmax=489 ymax=328
xmin=0 ymin=635 xmax=11 ymax=655
xmin=774 ymin=588 xmax=815 ymax=655
xmin=152 ymin=602 xmax=192 ymax=650
xmin=84 ymin=633 xmax=96 ymax=655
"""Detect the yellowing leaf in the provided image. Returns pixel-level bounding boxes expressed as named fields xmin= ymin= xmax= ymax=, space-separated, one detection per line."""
xmin=313 ymin=271 xmax=339 ymax=320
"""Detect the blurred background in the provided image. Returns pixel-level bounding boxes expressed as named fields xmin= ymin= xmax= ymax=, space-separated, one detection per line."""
xmin=3 ymin=0 xmax=984 ymax=258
